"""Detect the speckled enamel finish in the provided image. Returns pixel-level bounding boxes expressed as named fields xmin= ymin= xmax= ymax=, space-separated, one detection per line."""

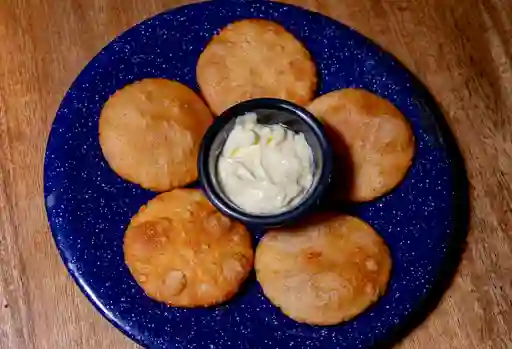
xmin=44 ymin=1 xmax=463 ymax=348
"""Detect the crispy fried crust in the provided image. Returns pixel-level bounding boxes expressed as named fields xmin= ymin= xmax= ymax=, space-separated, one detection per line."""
xmin=197 ymin=19 xmax=317 ymax=115
xmin=308 ymin=88 xmax=415 ymax=202
xmin=124 ymin=189 xmax=254 ymax=307
xmin=99 ymin=78 xmax=212 ymax=191
xmin=255 ymin=213 xmax=392 ymax=325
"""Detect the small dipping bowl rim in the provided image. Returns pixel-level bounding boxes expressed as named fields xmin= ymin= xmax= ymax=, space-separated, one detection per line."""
xmin=198 ymin=98 xmax=333 ymax=228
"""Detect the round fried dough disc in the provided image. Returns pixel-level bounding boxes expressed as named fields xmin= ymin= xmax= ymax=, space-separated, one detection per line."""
xmin=123 ymin=189 xmax=254 ymax=307
xmin=196 ymin=19 xmax=317 ymax=115
xmin=308 ymin=88 xmax=415 ymax=202
xmin=255 ymin=214 xmax=392 ymax=325
xmin=99 ymin=78 xmax=213 ymax=192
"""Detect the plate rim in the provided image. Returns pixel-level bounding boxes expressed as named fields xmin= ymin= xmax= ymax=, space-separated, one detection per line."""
xmin=43 ymin=1 xmax=468 ymax=348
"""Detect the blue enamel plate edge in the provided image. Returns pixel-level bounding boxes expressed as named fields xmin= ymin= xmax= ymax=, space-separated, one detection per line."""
xmin=43 ymin=1 xmax=468 ymax=348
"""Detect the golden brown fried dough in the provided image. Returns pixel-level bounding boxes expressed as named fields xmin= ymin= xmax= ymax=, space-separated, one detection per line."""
xmin=308 ymin=88 xmax=415 ymax=202
xmin=123 ymin=189 xmax=254 ymax=307
xmin=99 ymin=78 xmax=213 ymax=191
xmin=197 ymin=19 xmax=317 ymax=115
xmin=255 ymin=214 xmax=391 ymax=325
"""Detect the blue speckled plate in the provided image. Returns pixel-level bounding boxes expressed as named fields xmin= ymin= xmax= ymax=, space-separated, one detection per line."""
xmin=44 ymin=1 xmax=467 ymax=348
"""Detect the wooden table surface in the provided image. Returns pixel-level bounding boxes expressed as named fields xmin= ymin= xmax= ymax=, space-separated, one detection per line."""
xmin=1 ymin=0 xmax=511 ymax=348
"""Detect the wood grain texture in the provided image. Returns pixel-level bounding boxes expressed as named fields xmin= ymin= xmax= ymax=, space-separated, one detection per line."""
xmin=0 ymin=0 xmax=510 ymax=348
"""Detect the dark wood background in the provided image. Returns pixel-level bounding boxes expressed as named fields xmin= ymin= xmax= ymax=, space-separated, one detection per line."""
xmin=0 ymin=0 xmax=511 ymax=348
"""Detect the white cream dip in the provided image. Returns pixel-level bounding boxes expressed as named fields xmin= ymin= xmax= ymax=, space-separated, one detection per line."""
xmin=217 ymin=112 xmax=314 ymax=215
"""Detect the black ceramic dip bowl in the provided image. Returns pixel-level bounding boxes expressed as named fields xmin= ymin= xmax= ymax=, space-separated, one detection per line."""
xmin=198 ymin=98 xmax=332 ymax=227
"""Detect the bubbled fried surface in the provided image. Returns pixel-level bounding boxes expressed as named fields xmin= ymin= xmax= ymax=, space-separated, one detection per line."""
xmin=197 ymin=19 xmax=317 ymax=115
xmin=99 ymin=78 xmax=212 ymax=192
xmin=308 ymin=88 xmax=415 ymax=202
xmin=255 ymin=213 xmax=391 ymax=325
xmin=124 ymin=189 xmax=254 ymax=307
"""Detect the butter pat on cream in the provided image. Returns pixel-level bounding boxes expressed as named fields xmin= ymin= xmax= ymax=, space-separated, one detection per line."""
xmin=217 ymin=112 xmax=314 ymax=215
